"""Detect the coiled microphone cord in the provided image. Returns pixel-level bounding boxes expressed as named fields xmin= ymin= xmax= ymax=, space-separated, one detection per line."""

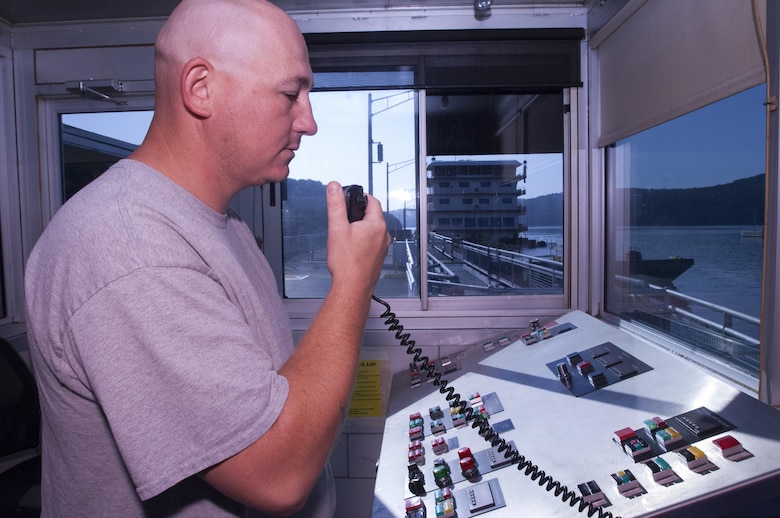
xmin=371 ymin=294 xmax=619 ymax=518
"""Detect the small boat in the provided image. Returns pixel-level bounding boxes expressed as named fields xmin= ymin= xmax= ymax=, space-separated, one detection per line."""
xmin=624 ymin=249 xmax=694 ymax=286
xmin=741 ymin=228 xmax=763 ymax=238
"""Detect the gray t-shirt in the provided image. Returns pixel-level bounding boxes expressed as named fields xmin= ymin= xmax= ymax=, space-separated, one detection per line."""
xmin=25 ymin=159 xmax=334 ymax=517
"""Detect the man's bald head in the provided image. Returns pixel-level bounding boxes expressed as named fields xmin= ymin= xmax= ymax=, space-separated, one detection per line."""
xmin=133 ymin=0 xmax=316 ymax=212
xmin=155 ymin=0 xmax=300 ymax=82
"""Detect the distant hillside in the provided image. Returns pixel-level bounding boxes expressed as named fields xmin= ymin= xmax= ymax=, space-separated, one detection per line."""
xmin=283 ymin=174 xmax=765 ymax=230
xmin=524 ymin=174 xmax=765 ymax=227
xmin=525 ymin=192 xmax=564 ymax=227
xmin=283 ymin=179 xmax=403 ymax=234
xmin=627 ymin=174 xmax=764 ymax=226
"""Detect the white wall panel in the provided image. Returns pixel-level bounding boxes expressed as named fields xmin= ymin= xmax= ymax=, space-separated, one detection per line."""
xmin=35 ymin=45 xmax=154 ymax=84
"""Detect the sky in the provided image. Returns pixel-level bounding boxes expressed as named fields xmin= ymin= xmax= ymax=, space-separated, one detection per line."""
xmin=62 ymin=84 xmax=765 ymax=211
xmin=623 ymin=84 xmax=766 ymax=190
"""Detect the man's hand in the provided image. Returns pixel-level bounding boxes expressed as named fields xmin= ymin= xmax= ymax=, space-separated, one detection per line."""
xmin=325 ymin=181 xmax=390 ymax=299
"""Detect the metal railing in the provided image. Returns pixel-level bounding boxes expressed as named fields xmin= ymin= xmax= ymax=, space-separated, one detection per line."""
xmin=285 ymin=232 xmax=760 ymax=355
xmin=617 ymin=275 xmax=760 ymax=349
xmin=430 ymin=232 xmax=564 ymax=289
xmin=283 ymin=232 xmax=327 ymax=261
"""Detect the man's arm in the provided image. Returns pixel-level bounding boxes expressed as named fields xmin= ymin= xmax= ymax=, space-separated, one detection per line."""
xmin=202 ymin=181 xmax=390 ymax=515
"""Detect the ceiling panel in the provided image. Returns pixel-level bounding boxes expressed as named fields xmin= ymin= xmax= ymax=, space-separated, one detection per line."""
xmin=0 ymin=0 xmax=589 ymax=25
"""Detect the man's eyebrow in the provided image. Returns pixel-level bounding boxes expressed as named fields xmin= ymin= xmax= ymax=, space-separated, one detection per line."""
xmin=283 ymin=76 xmax=312 ymax=90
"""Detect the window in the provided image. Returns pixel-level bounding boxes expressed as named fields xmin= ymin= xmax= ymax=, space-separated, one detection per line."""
xmin=60 ymin=112 xmax=152 ymax=201
xmin=293 ymin=29 xmax=580 ymax=303
xmin=283 ymin=90 xmax=418 ymax=299
xmin=426 ymin=93 xmax=565 ymax=296
xmin=0 ymin=49 xmax=16 ymax=323
xmin=281 ymin=89 xmax=568 ymax=300
xmin=605 ymin=85 xmax=766 ymax=379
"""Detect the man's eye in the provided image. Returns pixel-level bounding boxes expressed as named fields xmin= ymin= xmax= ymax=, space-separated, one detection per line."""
xmin=284 ymin=92 xmax=299 ymax=102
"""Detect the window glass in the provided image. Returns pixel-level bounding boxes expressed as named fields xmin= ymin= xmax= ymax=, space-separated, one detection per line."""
xmin=284 ymin=90 xmax=419 ymax=299
xmin=605 ymin=85 xmax=765 ymax=378
xmin=61 ymin=112 xmax=152 ymax=200
xmin=426 ymin=93 xmax=564 ymax=297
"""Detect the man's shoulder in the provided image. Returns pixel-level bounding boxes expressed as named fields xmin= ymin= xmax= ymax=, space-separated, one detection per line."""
xmin=28 ymin=160 xmax=208 ymax=282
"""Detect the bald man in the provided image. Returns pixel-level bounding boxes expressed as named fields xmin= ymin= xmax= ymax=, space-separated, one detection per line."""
xmin=24 ymin=0 xmax=390 ymax=516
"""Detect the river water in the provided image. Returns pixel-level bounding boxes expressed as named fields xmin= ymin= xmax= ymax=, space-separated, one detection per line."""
xmin=528 ymin=225 xmax=764 ymax=338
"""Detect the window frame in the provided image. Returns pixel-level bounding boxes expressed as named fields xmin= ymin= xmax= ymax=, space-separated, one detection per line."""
xmin=0 ymin=46 xmax=23 ymax=327
xmin=283 ymin=87 xmax=580 ymax=330
xmin=600 ymin=102 xmax=764 ymax=394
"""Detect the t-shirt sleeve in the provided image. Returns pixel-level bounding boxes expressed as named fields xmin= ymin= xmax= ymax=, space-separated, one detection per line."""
xmin=65 ymin=266 xmax=289 ymax=500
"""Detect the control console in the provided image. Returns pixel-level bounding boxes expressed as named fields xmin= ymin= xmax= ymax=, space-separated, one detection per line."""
xmin=372 ymin=311 xmax=780 ymax=517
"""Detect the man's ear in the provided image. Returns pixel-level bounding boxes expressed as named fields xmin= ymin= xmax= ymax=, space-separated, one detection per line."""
xmin=181 ymin=57 xmax=213 ymax=118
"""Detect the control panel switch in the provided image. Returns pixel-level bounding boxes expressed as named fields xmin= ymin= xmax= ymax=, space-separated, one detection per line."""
xmin=655 ymin=426 xmax=684 ymax=451
xmin=522 ymin=332 xmax=539 ymax=345
xmin=405 ymin=496 xmax=425 ymax=518
xmin=430 ymin=419 xmax=446 ymax=435
xmin=407 ymin=465 xmax=426 ymax=496
xmin=434 ymin=498 xmax=455 ymax=518
xmin=588 ymin=372 xmax=608 ymax=388
xmin=678 ymin=445 xmax=717 ymax=474
xmin=576 ymin=360 xmax=594 ymax=375
xmin=611 ymin=469 xmax=646 ymax=498
xmin=713 ymin=435 xmax=753 ymax=461
xmin=643 ymin=416 xmax=667 ymax=438
xmin=567 ymin=352 xmax=583 ymax=367
xmin=556 ymin=362 xmax=572 ymax=387
xmin=409 ymin=363 xmax=421 ymax=389
xmin=433 ymin=463 xmax=453 ymax=489
xmin=457 ymin=447 xmax=472 ymax=459
xmin=431 ymin=437 xmax=448 ymax=455
xmin=451 ymin=413 xmax=466 ymax=428
xmin=460 ymin=456 xmax=479 ymax=479
xmin=645 ymin=457 xmax=682 ymax=486
xmin=440 ymin=355 xmax=457 ymax=373
xmin=457 ymin=449 xmax=480 ymax=480
xmin=408 ymin=448 xmax=424 ymax=466
xmin=615 ymin=427 xmax=651 ymax=460
xmin=433 ymin=487 xmax=453 ymax=503
xmin=577 ymin=480 xmax=610 ymax=508
xmin=409 ymin=425 xmax=424 ymax=441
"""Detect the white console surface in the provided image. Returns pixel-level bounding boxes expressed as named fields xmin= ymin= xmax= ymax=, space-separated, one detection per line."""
xmin=372 ymin=311 xmax=780 ymax=518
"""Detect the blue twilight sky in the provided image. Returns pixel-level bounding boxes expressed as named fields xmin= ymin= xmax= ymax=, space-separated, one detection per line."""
xmin=623 ymin=84 xmax=766 ymax=190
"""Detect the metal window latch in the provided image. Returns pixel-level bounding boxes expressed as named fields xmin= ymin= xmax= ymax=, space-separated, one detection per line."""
xmin=66 ymin=80 xmax=128 ymax=106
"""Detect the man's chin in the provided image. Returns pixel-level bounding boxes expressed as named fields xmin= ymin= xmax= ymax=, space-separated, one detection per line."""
xmin=263 ymin=166 xmax=291 ymax=185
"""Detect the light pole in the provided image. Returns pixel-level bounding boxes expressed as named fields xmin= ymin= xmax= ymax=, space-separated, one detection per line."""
xmin=368 ymin=91 xmax=414 ymax=195
xmin=390 ymin=188 xmax=415 ymax=232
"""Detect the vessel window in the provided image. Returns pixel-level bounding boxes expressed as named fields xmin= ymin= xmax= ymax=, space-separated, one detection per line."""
xmin=605 ymin=84 xmax=766 ymax=379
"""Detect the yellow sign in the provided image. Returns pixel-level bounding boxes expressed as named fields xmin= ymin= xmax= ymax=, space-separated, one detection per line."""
xmin=348 ymin=360 xmax=384 ymax=417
